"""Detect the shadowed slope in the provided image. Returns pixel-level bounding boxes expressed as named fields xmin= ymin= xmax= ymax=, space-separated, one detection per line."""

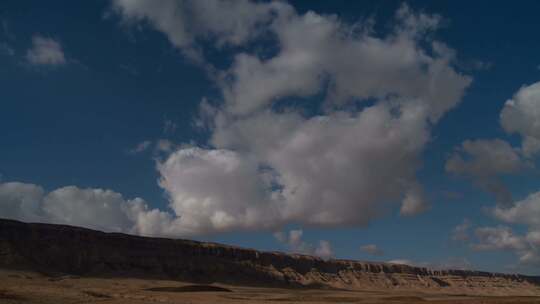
xmin=0 ymin=218 xmax=539 ymax=295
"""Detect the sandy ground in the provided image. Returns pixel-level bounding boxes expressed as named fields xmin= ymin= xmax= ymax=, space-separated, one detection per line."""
xmin=1 ymin=269 xmax=540 ymax=304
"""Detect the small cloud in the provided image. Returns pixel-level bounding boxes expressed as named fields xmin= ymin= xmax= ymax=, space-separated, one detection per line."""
xmin=452 ymin=218 xmax=471 ymax=242
xmin=1 ymin=19 xmax=15 ymax=40
xmin=155 ymin=139 xmax=175 ymax=153
xmin=387 ymin=257 xmax=472 ymax=270
xmin=400 ymin=185 xmax=430 ymax=216
xmin=163 ymin=119 xmax=178 ymax=134
xmin=128 ymin=139 xmax=177 ymax=156
xmin=473 ymin=60 xmax=492 ymax=71
xmin=360 ymin=244 xmax=384 ymax=256
xmin=314 ymin=240 xmax=334 ymax=260
xmin=26 ymin=35 xmax=66 ymax=66
xmin=446 ymin=139 xmax=530 ymax=207
xmin=274 ymin=229 xmax=334 ymax=259
xmin=456 ymin=59 xmax=493 ymax=72
xmin=0 ymin=42 xmax=14 ymax=56
xmin=128 ymin=140 xmax=152 ymax=154
xmin=388 ymin=259 xmax=413 ymax=266
xmin=119 ymin=64 xmax=139 ymax=76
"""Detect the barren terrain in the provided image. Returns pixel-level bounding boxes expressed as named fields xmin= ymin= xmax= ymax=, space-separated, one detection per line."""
xmin=2 ymin=269 xmax=540 ymax=304
xmin=1 ymin=219 xmax=540 ymax=303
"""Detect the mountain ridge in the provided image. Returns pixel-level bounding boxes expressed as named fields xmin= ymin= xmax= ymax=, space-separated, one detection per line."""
xmin=1 ymin=218 xmax=539 ymax=295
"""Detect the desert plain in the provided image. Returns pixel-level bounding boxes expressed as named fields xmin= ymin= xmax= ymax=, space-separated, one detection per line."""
xmin=1 ymin=269 xmax=540 ymax=304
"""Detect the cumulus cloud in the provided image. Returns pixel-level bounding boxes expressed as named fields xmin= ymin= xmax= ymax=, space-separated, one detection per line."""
xmin=0 ymin=182 xmax=45 ymax=223
xmin=472 ymin=226 xmax=528 ymax=252
xmin=360 ymin=244 xmax=384 ymax=256
xmin=446 ymin=79 xmax=540 ymax=268
xmin=451 ymin=218 xmax=471 ymax=242
xmin=111 ymin=0 xmax=292 ymax=61
xmin=110 ymin=1 xmax=472 ymax=235
xmin=446 ymin=139 xmax=530 ymax=206
xmin=400 ymin=184 xmax=430 ymax=216
xmin=445 ymin=80 xmax=540 ymax=207
xmin=0 ymin=181 xmax=187 ymax=237
xmin=220 ymin=5 xmax=469 ymax=119
xmin=157 ymin=147 xmax=281 ymax=234
xmin=487 ymin=191 xmax=540 ymax=266
xmin=26 ymin=35 xmax=66 ymax=66
xmin=493 ymin=191 xmax=540 ymax=228
xmin=500 ymin=81 xmax=540 ymax=157
xmin=469 ymin=190 xmax=540 ymax=267
xmin=273 ymin=229 xmax=334 ymax=259
xmin=446 ymin=189 xmax=540 ymax=269
xmin=160 ymin=104 xmax=432 ymax=233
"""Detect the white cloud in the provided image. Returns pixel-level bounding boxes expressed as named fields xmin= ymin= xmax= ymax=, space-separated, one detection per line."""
xmin=159 ymin=102 xmax=432 ymax=234
xmin=388 ymin=257 xmax=471 ymax=270
xmin=26 ymin=35 xmax=66 ymax=66
xmin=157 ymin=147 xmax=281 ymax=234
xmin=446 ymin=139 xmax=530 ymax=206
xmin=446 ymin=80 xmax=540 ymax=269
xmin=388 ymin=259 xmax=413 ymax=265
xmin=0 ymin=182 xmax=44 ymax=222
xmin=111 ymin=0 xmax=292 ymax=61
xmin=452 ymin=219 xmax=471 ymax=242
xmin=500 ymin=81 xmax=540 ymax=157
xmin=0 ymin=181 xmax=187 ymax=237
xmin=446 ymin=139 xmax=527 ymax=176
xmin=400 ymin=184 xmax=430 ymax=216
xmin=490 ymin=191 xmax=540 ymax=265
xmin=463 ymin=191 xmax=540 ymax=269
xmin=42 ymin=186 xmax=137 ymax=232
xmin=360 ymin=244 xmax=384 ymax=256
xmin=129 ymin=140 xmax=152 ymax=154
xmin=220 ymin=5 xmax=470 ymax=119
xmin=111 ymin=1 xmax=472 ymax=235
xmin=314 ymin=240 xmax=334 ymax=259
xmin=273 ymin=229 xmax=334 ymax=259
xmin=472 ymin=225 xmax=539 ymax=267
xmin=472 ymin=226 xmax=529 ymax=252
xmin=492 ymin=191 xmax=540 ymax=228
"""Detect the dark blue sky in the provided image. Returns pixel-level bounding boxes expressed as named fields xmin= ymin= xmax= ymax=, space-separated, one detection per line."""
xmin=1 ymin=0 xmax=540 ymax=274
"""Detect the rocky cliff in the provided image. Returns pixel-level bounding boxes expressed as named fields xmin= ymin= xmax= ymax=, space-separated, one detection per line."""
xmin=1 ymin=218 xmax=539 ymax=295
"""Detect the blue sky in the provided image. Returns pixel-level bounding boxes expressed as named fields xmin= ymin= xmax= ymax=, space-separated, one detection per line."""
xmin=1 ymin=0 xmax=540 ymax=275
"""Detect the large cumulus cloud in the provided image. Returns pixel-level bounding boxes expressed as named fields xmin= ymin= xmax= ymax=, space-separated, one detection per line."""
xmin=110 ymin=1 xmax=471 ymax=235
xmin=0 ymin=1 xmax=472 ymax=237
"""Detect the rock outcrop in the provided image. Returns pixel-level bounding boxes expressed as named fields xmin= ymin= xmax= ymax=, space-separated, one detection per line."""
xmin=1 ymin=219 xmax=539 ymax=295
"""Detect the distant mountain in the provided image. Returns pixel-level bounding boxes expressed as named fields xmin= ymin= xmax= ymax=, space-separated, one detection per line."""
xmin=0 ymin=218 xmax=539 ymax=295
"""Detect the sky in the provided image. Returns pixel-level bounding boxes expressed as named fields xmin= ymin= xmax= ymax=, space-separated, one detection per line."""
xmin=1 ymin=0 xmax=540 ymax=275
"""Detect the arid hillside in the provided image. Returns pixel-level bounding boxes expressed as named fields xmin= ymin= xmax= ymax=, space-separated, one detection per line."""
xmin=1 ymin=218 xmax=539 ymax=297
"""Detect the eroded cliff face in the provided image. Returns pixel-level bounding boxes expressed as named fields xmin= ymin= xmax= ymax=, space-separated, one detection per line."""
xmin=0 ymin=219 xmax=539 ymax=295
